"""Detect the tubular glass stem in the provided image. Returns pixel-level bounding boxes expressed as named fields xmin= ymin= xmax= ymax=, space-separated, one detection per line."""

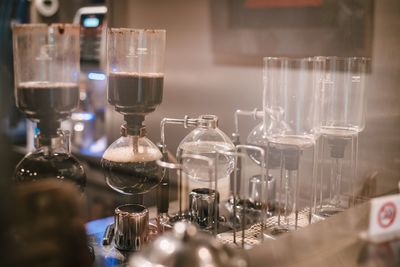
xmin=283 ymin=169 xmax=296 ymax=228
xmin=330 ymin=157 xmax=343 ymax=208
xmin=132 ymin=135 xmax=139 ymax=153
xmin=350 ymin=134 xmax=359 ymax=206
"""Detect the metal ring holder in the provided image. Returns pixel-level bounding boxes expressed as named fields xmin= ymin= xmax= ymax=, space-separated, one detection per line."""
xmin=215 ymin=145 xmax=267 ymax=248
xmin=156 ymin=153 xmax=217 ymax=235
xmin=182 ymin=153 xmax=217 ymax=235
xmin=155 ymin=159 xmax=182 ymax=233
xmin=265 ymin=141 xmax=312 ymax=233
xmin=157 ymin=115 xmax=226 ymax=229
xmin=156 ymin=116 xmax=201 ymax=229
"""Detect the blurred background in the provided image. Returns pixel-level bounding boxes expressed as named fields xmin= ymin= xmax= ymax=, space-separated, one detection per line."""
xmin=0 ymin=0 xmax=399 ymax=222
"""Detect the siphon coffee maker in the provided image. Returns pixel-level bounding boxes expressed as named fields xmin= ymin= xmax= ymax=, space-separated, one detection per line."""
xmin=262 ymin=57 xmax=321 ymax=235
xmin=12 ymin=24 xmax=86 ymax=191
xmin=100 ymin=28 xmax=166 ymax=251
xmin=312 ymin=57 xmax=370 ymax=221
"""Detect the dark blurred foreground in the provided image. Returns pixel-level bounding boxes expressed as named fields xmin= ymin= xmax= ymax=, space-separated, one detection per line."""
xmin=0 ymin=133 xmax=92 ymax=267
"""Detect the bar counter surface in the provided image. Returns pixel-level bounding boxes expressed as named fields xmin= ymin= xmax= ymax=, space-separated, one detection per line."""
xmin=86 ymin=200 xmax=400 ymax=267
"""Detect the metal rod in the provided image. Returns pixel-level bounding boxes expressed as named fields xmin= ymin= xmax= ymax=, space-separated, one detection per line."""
xmin=351 ymin=134 xmax=359 ymax=207
xmin=310 ymin=143 xmax=317 ymax=223
xmin=277 ymin=148 xmax=284 ymax=226
xmin=214 ymin=151 xmax=219 ymax=236
xmin=214 ymin=149 xmax=247 ymax=244
xmin=294 ymin=150 xmax=300 ymax=229
xmin=160 ymin=116 xmax=201 ymax=151
xmin=233 ymin=155 xmax=238 ymax=245
xmin=242 ymin=199 xmax=246 ymax=248
xmin=233 ymin=109 xmax=263 ymax=135
xmin=236 ymin=145 xmax=266 ymax=243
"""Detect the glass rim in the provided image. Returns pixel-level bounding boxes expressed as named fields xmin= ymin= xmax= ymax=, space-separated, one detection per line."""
xmin=115 ymin=204 xmax=148 ymax=215
xmin=13 ymin=23 xmax=80 ymax=30
xmin=108 ymin=28 xmax=166 ymax=34
xmin=263 ymin=56 xmax=371 ymax=63
xmin=263 ymin=56 xmax=315 ymax=62
xmin=314 ymin=56 xmax=371 ymax=62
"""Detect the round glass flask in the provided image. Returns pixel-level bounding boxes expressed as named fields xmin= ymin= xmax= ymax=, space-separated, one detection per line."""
xmin=177 ymin=115 xmax=235 ymax=182
xmin=101 ymin=126 xmax=163 ymax=195
xmin=14 ymin=130 xmax=86 ymax=191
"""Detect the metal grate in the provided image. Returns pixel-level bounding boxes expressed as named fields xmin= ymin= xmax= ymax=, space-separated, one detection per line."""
xmin=217 ymin=208 xmax=310 ymax=247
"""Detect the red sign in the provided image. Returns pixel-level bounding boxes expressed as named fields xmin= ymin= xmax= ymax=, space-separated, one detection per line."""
xmin=378 ymin=202 xmax=397 ymax=228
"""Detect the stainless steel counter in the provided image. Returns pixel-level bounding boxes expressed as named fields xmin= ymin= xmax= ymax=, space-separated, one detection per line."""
xmin=87 ymin=200 xmax=400 ymax=267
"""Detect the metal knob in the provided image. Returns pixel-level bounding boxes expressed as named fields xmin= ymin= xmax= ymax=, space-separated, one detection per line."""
xmin=114 ymin=204 xmax=149 ymax=251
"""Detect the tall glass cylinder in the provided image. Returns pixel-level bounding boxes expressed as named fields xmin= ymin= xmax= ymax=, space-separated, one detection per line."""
xmin=13 ymin=24 xmax=80 ymax=137
xmin=313 ymin=57 xmax=370 ymax=221
xmin=263 ymin=57 xmax=320 ymax=234
xmin=318 ymin=57 xmax=370 ymax=136
xmin=107 ymin=28 xmax=166 ymax=126
xmin=263 ymin=57 xmax=319 ymax=147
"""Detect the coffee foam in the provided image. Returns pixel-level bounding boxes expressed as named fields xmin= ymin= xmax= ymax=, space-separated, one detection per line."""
xmin=109 ymin=71 xmax=164 ymax=78
xmin=102 ymin=146 xmax=162 ymax=163
xmin=18 ymin=81 xmax=78 ymax=89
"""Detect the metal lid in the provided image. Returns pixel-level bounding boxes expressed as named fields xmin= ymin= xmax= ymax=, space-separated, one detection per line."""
xmin=128 ymin=222 xmax=248 ymax=267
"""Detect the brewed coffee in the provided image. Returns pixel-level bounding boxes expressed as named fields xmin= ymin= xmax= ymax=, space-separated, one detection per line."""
xmin=101 ymin=146 xmax=164 ymax=195
xmin=108 ymin=72 xmax=163 ymax=115
xmin=16 ymin=81 xmax=79 ymax=121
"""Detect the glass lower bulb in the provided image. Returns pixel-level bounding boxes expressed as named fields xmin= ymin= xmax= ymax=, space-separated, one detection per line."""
xmin=101 ymin=135 xmax=164 ymax=195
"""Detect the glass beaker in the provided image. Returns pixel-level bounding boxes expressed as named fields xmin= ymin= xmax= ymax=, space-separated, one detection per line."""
xmin=313 ymin=57 xmax=371 ymax=221
xmin=263 ymin=57 xmax=321 ymax=234
xmin=13 ymin=24 xmax=80 ymax=137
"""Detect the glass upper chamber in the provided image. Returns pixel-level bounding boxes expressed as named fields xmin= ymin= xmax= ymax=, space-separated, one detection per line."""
xmin=177 ymin=115 xmax=235 ymax=182
xmin=13 ymin=24 xmax=80 ymax=136
xmin=101 ymin=131 xmax=164 ymax=195
xmin=318 ymin=56 xmax=370 ymax=137
xmin=263 ymin=57 xmax=320 ymax=149
xmin=14 ymin=130 xmax=86 ymax=191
